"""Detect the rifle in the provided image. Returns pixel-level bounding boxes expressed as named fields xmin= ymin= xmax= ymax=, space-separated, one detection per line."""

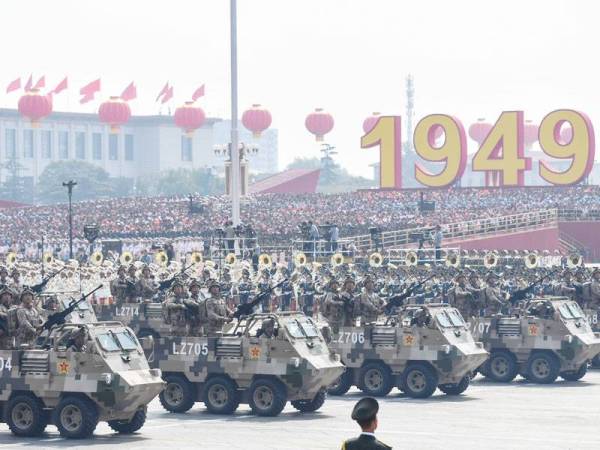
xmin=508 ymin=269 xmax=560 ymax=305
xmin=41 ymin=285 xmax=103 ymax=332
xmin=232 ymin=279 xmax=286 ymax=319
xmin=158 ymin=264 xmax=194 ymax=291
xmin=31 ymin=266 xmax=67 ymax=294
xmin=384 ymin=274 xmax=436 ymax=314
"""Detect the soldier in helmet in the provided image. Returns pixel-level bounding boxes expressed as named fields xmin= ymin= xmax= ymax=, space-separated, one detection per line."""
xmin=256 ymin=317 xmax=277 ymax=339
xmin=590 ymin=268 xmax=600 ymax=309
xmin=0 ymin=287 xmax=13 ymax=348
xmin=162 ymin=279 xmax=189 ymax=336
xmin=322 ymin=279 xmax=346 ymax=334
xmin=111 ymin=266 xmax=130 ymax=304
xmin=342 ymin=397 xmax=391 ymax=450
xmin=15 ymin=288 xmax=43 ymax=346
xmin=205 ymin=280 xmax=233 ymax=335
xmin=186 ymin=279 xmax=207 ymax=336
xmin=482 ymin=272 xmax=506 ymax=316
xmin=449 ymin=272 xmax=475 ymax=318
xmin=355 ymin=276 xmax=384 ymax=325
xmin=137 ymin=265 xmax=157 ymax=301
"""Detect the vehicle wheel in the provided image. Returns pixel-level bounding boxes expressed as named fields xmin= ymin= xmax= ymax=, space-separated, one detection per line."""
xmin=357 ymin=362 xmax=393 ymax=397
xmin=327 ymin=369 xmax=353 ymax=396
xmin=108 ymin=408 xmax=147 ymax=434
xmin=159 ymin=375 xmax=196 ymax=413
xmin=248 ymin=379 xmax=287 ymax=417
xmin=6 ymin=395 xmax=48 ymax=437
xmin=438 ymin=376 xmax=470 ymax=396
xmin=561 ymin=363 xmax=588 ymax=382
xmin=291 ymin=390 xmax=326 ymax=413
xmin=484 ymin=351 xmax=518 ymax=382
xmin=54 ymin=396 xmax=98 ymax=439
xmin=526 ymin=352 xmax=560 ymax=384
xmin=401 ymin=363 xmax=439 ymax=399
xmin=591 ymin=354 xmax=600 ymax=368
xmin=203 ymin=376 xmax=239 ymax=415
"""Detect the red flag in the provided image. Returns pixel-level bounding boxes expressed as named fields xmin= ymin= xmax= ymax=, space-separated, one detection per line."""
xmin=80 ymin=93 xmax=95 ymax=104
xmin=6 ymin=77 xmax=20 ymax=93
xmin=120 ymin=82 xmax=137 ymax=101
xmin=24 ymin=75 xmax=33 ymax=91
xmin=33 ymin=75 xmax=45 ymax=89
xmin=161 ymin=86 xmax=173 ymax=104
xmin=52 ymin=77 xmax=68 ymax=95
xmin=80 ymin=78 xmax=101 ymax=96
xmin=192 ymin=84 xmax=205 ymax=101
xmin=156 ymin=82 xmax=169 ymax=102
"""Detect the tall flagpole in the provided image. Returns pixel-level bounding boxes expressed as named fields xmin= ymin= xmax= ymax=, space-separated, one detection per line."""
xmin=230 ymin=0 xmax=241 ymax=225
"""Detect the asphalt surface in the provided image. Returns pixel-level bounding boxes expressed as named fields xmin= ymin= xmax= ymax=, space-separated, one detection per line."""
xmin=1 ymin=371 xmax=599 ymax=449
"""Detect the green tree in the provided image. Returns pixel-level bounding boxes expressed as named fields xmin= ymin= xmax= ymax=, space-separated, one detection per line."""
xmin=36 ymin=161 xmax=114 ymax=203
xmin=286 ymin=157 xmax=321 ymax=170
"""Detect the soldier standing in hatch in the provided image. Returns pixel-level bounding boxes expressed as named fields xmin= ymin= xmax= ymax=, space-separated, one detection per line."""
xmin=0 ymin=287 xmax=13 ymax=348
xmin=355 ymin=276 xmax=384 ymax=325
xmin=205 ymin=281 xmax=233 ymax=335
xmin=482 ymin=272 xmax=506 ymax=316
xmin=449 ymin=272 xmax=475 ymax=318
xmin=15 ymin=289 xmax=43 ymax=346
xmin=137 ymin=265 xmax=157 ymax=301
xmin=186 ymin=279 xmax=207 ymax=336
xmin=162 ymin=279 xmax=189 ymax=336
xmin=323 ymin=279 xmax=346 ymax=334
xmin=341 ymin=397 xmax=391 ymax=450
xmin=111 ymin=266 xmax=130 ymax=304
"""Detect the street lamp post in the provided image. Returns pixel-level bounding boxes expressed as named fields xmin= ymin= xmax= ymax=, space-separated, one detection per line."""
xmin=62 ymin=180 xmax=77 ymax=259
xmin=230 ymin=0 xmax=240 ymax=225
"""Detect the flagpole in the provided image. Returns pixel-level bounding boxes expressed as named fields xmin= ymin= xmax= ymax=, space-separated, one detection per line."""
xmin=230 ymin=0 xmax=241 ymax=226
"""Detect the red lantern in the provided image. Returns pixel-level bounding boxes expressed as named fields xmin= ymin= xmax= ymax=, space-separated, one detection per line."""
xmin=362 ymin=112 xmax=381 ymax=134
xmin=18 ymin=89 xmax=52 ymax=127
xmin=242 ymin=104 xmax=272 ymax=138
xmin=174 ymin=101 xmax=206 ymax=137
xmin=98 ymin=96 xmax=131 ymax=133
xmin=305 ymin=108 xmax=334 ymax=141
xmin=468 ymin=119 xmax=492 ymax=143
xmin=524 ymin=120 xmax=539 ymax=148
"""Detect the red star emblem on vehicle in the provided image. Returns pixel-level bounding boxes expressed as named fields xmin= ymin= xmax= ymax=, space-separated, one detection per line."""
xmin=528 ymin=324 xmax=538 ymax=336
xmin=58 ymin=361 xmax=70 ymax=375
xmin=250 ymin=346 xmax=261 ymax=359
xmin=403 ymin=335 xmax=414 ymax=346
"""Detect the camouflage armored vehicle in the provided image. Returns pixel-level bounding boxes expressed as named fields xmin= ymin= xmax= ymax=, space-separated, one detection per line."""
xmin=142 ymin=312 xmax=344 ymax=417
xmin=94 ymin=302 xmax=171 ymax=338
xmin=326 ymin=304 xmax=488 ymax=399
xmin=0 ymin=321 xmax=164 ymax=438
xmin=471 ymin=297 xmax=600 ymax=384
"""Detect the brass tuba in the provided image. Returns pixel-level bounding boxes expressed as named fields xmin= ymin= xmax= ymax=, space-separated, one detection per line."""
xmin=91 ymin=251 xmax=104 ymax=266
xmin=524 ymin=252 xmax=538 ymax=269
xmin=331 ymin=253 xmax=344 ymax=267
xmin=445 ymin=251 xmax=460 ymax=268
xmin=119 ymin=251 xmax=133 ymax=265
xmin=370 ymin=252 xmax=383 ymax=268
xmin=225 ymin=253 xmax=237 ymax=265
xmin=567 ymin=253 xmax=582 ymax=268
xmin=484 ymin=251 xmax=498 ymax=268
xmin=294 ymin=252 xmax=307 ymax=267
xmin=190 ymin=252 xmax=203 ymax=265
xmin=404 ymin=251 xmax=418 ymax=267
xmin=42 ymin=252 xmax=54 ymax=265
xmin=5 ymin=252 xmax=17 ymax=266
xmin=155 ymin=251 xmax=169 ymax=267
xmin=259 ymin=253 xmax=272 ymax=267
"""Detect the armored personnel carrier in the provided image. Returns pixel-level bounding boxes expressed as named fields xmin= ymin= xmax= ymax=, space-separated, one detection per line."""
xmin=0 ymin=321 xmax=164 ymax=438
xmin=142 ymin=312 xmax=344 ymax=417
xmin=471 ymin=297 xmax=600 ymax=383
xmin=326 ymin=303 xmax=488 ymax=399
xmin=94 ymin=301 xmax=171 ymax=338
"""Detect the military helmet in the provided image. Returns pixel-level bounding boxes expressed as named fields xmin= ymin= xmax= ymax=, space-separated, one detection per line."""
xmin=188 ymin=278 xmax=202 ymax=288
xmin=20 ymin=287 xmax=35 ymax=299
xmin=208 ymin=279 xmax=221 ymax=289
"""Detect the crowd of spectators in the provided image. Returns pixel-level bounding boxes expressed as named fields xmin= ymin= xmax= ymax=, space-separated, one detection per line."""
xmin=0 ymin=186 xmax=599 ymax=252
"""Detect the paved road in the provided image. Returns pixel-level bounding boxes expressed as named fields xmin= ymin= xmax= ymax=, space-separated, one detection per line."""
xmin=1 ymin=372 xmax=599 ymax=449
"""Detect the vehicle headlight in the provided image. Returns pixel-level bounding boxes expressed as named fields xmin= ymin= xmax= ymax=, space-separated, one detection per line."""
xmin=101 ymin=373 xmax=113 ymax=384
xmin=564 ymin=335 xmax=573 ymax=343
xmin=441 ymin=344 xmax=452 ymax=355
xmin=289 ymin=357 xmax=301 ymax=368
xmin=150 ymin=368 xmax=162 ymax=378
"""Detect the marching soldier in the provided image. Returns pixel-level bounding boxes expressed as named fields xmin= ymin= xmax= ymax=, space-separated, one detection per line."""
xmin=342 ymin=397 xmax=391 ymax=450
xmin=15 ymin=288 xmax=43 ymax=347
xmin=205 ymin=280 xmax=233 ymax=335
xmin=162 ymin=279 xmax=189 ymax=336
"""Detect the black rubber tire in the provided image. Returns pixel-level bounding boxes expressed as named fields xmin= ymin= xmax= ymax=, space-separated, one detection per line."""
xmin=248 ymin=378 xmax=287 ymax=417
xmin=401 ymin=363 xmax=439 ymax=399
xmin=526 ymin=352 xmax=560 ymax=384
xmin=291 ymin=390 xmax=326 ymax=413
xmin=591 ymin=354 xmax=600 ymax=368
xmin=561 ymin=363 xmax=588 ymax=382
xmin=5 ymin=394 xmax=48 ymax=437
xmin=484 ymin=351 xmax=519 ymax=383
xmin=54 ymin=396 xmax=99 ymax=439
xmin=108 ymin=408 xmax=147 ymax=434
xmin=438 ymin=376 xmax=470 ymax=395
xmin=357 ymin=362 xmax=393 ymax=397
xmin=327 ymin=369 xmax=353 ymax=396
xmin=203 ymin=376 xmax=240 ymax=415
xmin=159 ymin=375 xmax=196 ymax=413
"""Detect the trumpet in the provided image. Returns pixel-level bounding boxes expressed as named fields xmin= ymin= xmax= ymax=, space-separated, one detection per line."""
xmin=5 ymin=252 xmax=16 ymax=266
xmin=90 ymin=251 xmax=104 ymax=266
xmin=119 ymin=251 xmax=133 ymax=265
xmin=404 ymin=251 xmax=417 ymax=267
xmin=259 ymin=253 xmax=272 ymax=267
xmin=190 ymin=252 xmax=203 ymax=265
xmin=331 ymin=253 xmax=344 ymax=267
xmin=484 ymin=251 xmax=498 ymax=268
xmin=524 ymin=252 xmax=538 ymax=269
xmin=567 ymin=253 xmax=582 ymax=268
xmin=294 ymin=252 xmax=307 ymax=267
xmin=445 ymin=252 xmax=460 ymax=268
xmin=155 ymin=251 xmax=169 ymax=267
xmin=225 ymin=253 xmax=237 ymax=265
xmin=370 ymin=252 xmax=383 ymax=268
xmin=42 ymin=252 xmax=54 ymax=265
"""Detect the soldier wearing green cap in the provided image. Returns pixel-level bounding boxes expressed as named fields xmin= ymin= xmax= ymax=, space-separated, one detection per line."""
xmin=341 ymin=397 xmax=391 ymax=449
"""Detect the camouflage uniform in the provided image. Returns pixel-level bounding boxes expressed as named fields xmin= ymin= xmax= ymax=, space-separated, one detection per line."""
xmin=163 ymin=283 xmax=189 ymax=336
xmin=205 ymin=294 xmax=231 ymax=335
xmin=482 ymin=274 xmax=505 ymax=315
xmin=186 ymin=280 xmax=208 ymax=336
xmin=449 ymin=275 xmax=476 ymax=318
xmin=323 ymin=281 xmax=345 ymax=333
xmin=355 ymin=290 xmax=384 ymax=325
xmin=16 ymin=304 xmax=43 ymax=346
xmin=111 ymin=270 xmax=131 ymax=304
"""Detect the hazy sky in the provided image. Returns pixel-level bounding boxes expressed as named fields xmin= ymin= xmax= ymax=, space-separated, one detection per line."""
xmin=1 ymin=0 xmax=598 ymax=175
